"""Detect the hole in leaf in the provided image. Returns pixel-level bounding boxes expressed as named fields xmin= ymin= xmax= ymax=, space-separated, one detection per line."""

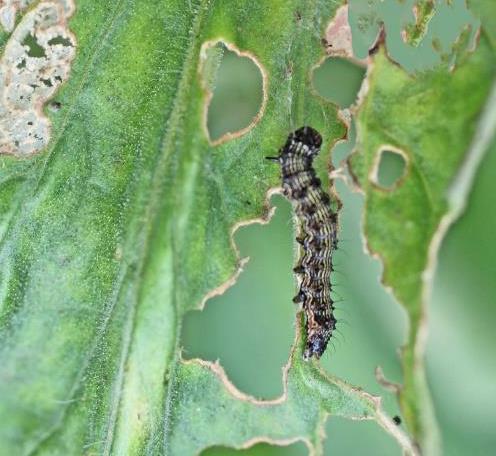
xmin=22 ymin=33 xmax=46 ymax=58
xmin=203 ymin=42 xmax=264 ymax=143
xmin=201 ymin=441 xmax=306 ymax=456
xmin=47 ymin=35 xmax=73 ymax=47
xmin=312 ymin=57 xmax=365 ymax=107
xmin=181 ymin=196 xmax=295 ymax=399
xmin=325 ymin=417 xmax=400 ymax=455
xmin=373 ymin=148 xmax=407 ymax=190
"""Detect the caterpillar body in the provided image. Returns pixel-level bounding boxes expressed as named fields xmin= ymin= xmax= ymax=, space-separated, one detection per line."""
xmin=267 ymin=126 xmax=339 ymax=360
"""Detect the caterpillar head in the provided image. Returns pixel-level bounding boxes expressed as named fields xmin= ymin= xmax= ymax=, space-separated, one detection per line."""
xmin=291 ymin=126 xmax=322 ymax=150
xmin=266 ymin=126 xmax=323 ymax=163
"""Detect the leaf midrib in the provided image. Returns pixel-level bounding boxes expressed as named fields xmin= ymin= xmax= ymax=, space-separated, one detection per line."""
xmin=107 ymin=0 xmax=210 ymax=453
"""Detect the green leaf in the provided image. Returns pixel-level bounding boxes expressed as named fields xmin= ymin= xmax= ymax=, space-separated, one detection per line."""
xmin=166 ymin=343 xmax=406 ymax=455
xmin=349 ymin=2 xmax=496 ymax=452
xmin=0 ymin=1 xmax=413 ymax=455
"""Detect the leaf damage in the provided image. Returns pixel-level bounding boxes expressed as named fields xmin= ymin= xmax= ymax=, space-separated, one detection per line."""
xmin=170 ymin=328 xmax=418 ymax=456
xmin=0 ymin=0 xmax=75 ymax=157
xmin=347 ymin=25 xmax=495 ymax=453
xmin=199 ymin=39 xmax=268 ymax=146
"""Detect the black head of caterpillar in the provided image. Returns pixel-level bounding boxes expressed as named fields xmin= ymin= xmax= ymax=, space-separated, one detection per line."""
xmin=267 ymin=126 xmax=339 ymax=360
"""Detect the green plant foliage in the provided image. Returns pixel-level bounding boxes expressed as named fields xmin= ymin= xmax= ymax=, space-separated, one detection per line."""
xmin=0 ymin=0 xmax=413 ymax=454
xmin=1 ymin=0 xmax=492 ymax=454
xmin=349 ymin=2 xmax=496 ymax=452
xmin=167 ymin=346 xmax=387 ymax=455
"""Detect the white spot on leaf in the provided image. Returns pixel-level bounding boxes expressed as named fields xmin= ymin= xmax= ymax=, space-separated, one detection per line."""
xmin=0 ymin=0 xmax=75 ymax=157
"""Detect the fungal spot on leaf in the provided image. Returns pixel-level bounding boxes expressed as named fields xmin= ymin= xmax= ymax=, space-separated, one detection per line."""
xmin=199 ymin=40 xmax=266 ymax=145
xmin=0 ymin=0 xmax=76 ymax=157
xmin=371 ymin=147 xmax=408 ymax=190
xmin=313 ymin=57 xmax=366 ymax=108
xmin=201 ymin=441 xmax=307 ymax=456
xmin=181 ymin=196 xmax=295 ymax=399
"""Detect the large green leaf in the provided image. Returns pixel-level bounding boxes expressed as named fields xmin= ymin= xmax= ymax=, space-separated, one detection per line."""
xmin=349 ymin=0 xmax=496 ymax=452
xmin=0 ymin=1 xmax=414 ymax=455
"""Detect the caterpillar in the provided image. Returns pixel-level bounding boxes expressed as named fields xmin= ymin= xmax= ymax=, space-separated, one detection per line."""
xmin=267 ymin=126 xmax=339 ymax=360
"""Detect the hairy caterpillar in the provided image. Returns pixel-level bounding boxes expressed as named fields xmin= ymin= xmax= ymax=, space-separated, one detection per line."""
xmin=267 ymin=126 xmax=339 ymax=360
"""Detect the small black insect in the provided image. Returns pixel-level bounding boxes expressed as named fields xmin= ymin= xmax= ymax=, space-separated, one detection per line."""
xmin=393 ymin=415 xmax=402 ymax=426
xmin=267 ymin=126 xmax=339 ymax=360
